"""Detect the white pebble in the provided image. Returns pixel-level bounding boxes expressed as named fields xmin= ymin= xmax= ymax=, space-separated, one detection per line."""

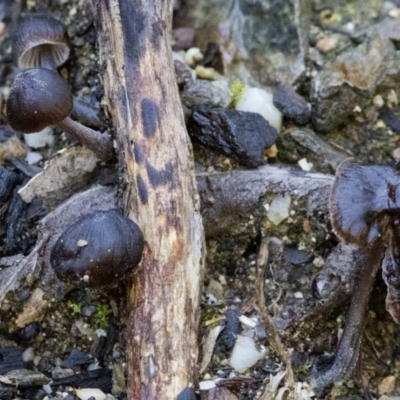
xmin=184 ymin=47 xmax=203 ymax=66
xmin=238 ymin=315 xmax=257 ymax=328
xmin=229 ymin=335 xmax=266 ymax=373
xmin=235 ymin=87 xmax=282 ymax=132
xmin=24 ymin=127 xmax=54 ymax=149
xmin=199 ymin=380 xmax=217 ymax=390
xmin=22 ymin=347 xmax=35 ymax=363
xmin=25 ymin=151 xmax=43 ymax=165
xmin=267 ymin=194 xmax=291 ymax=225
xmin=75 ymin=388 xmax=106 ymax=400
xmin=298 ymin=157 xmax=313 ymax=171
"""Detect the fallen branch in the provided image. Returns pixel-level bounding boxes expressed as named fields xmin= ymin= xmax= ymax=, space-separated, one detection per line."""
xmin=92 ymin=2 xmax=205 ymax=399
xmin=197 ymin=165 xmax=334 ymax=236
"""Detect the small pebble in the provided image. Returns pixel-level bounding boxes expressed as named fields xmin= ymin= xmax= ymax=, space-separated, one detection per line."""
xmin=236 ymin=87 xmax=282 ymax=132
xmin=273 ymin=85 xmax=311 ymax=124
xmin=373 ymin=95 xmax=384 ymax=108
xmin=199 ymin=380 xmax=216 ymax=390
xmin=229 ymin=335 xmax=266 ymax=373
xmin=26 ymin=151 xmax=43 ymax=165
xmin=75 ymin=388 xmax=106 ymax=400
xmin=378 ymin=375 xmax=396 ymax=395
xmin=238 ymin=315 xmax=257 ymax=328
xmin=185 ymin=47 xmax=203 ymax=66
xmin=0 ymin=136 xmax=27 ymax=164
xmin=267 ymin=194 xmax=291 ymax=225
xmin=298 ymin=158 xmax=313 ymax=171
xmin=195 ymin=65 xmax=222 ymax=80
xmin=316 ymin=36 xmax=338 ymax=53
xmin=22 ymin=347 xmax=35 ymax=363
xmin=24 ymin=127 xmax=54 ymax=149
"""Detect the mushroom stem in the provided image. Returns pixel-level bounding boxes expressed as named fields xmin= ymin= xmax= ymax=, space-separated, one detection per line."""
xmin=311 ymin=238 xmax=385 ymax=390
xmin=58 ymin=117 xmax=114 ymax=161
xmin=37 ymin=44 xmax=58 ymax=70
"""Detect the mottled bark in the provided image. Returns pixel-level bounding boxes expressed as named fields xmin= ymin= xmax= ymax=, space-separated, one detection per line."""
xmin=91 ymin=1 xmax=205 ymax=399
xmin=197 ymin=165 xmax=334 ymax=236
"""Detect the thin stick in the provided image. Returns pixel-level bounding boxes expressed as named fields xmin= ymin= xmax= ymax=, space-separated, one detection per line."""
xmin=256 ymin=237 xmax=287 ymax=361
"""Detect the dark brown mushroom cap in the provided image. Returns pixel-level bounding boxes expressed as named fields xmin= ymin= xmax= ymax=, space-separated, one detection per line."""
xmin=13 ymin=14 xmax=70 ymax=70
xmin=329 ymin=158 xmax=400 ymax=246
xmin=50 ymin=209 xmax=144 ymax=288
xmin=6 ymin=68 xmax=73 ymax=133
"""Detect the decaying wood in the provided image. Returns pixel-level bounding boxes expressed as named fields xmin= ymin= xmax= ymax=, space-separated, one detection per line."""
xmin=197 ymin=165 xmax=334 ymax=236
xmin=91 ymin=1 xmax=205 ymax=399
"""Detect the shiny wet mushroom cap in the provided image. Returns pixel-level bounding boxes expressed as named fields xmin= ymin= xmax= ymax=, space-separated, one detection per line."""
xmin=50 ymin=209 xmax=144 ymax=288
xmin=13 ymin=14 xmax=70 ymax=70
xmin=7 ymin=67 xmax=72 ymax=133
xmin=6 ymin=68 xmax=115 ymax=161
xmin=329 ymin=158 xmax=400 ymax=246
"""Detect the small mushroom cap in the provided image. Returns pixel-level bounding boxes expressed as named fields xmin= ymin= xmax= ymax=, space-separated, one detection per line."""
xmin=13 ymin=14 xmax=70 ymax=70
xmin=329 ymin=158 xmax=400 ymax=246
xmin=50 ymin=209 xmax=144 ymax=288
xmin=6 ymin=68 xmax=73 ymax=133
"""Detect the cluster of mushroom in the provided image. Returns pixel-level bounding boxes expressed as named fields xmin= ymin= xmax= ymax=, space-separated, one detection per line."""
xmin=7 ymin=16 xmax=144 ymax=287
xmin=6 ymin=14 xmax=114 ymax=161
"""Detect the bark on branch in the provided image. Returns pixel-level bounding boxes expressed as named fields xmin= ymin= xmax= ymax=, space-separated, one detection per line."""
xmin=91 ymin=2 xmax=205 ymax=399
xmin=197 ymin=166 xmax=334 ymax=236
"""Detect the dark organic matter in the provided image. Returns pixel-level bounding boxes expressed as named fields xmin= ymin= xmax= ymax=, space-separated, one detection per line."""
xmin=187 ymin=106 xmax=278 ymax=167
xmin=273 ymin=84 xmax=310 ymax=125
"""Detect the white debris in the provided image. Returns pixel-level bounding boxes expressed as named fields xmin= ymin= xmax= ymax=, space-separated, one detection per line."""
xmin=75 ymin=388 xmax=106 ymax=400
xmin=298 ymin=157 xmax=313 ymax=171
xmin=185 ymin=47 xmax=203 ymax=66
xmin=235 ymin=87 xmax=282 ymax=132
xmin=24 ymin=127 xmax=54 ymax=149
xmin=96 ymin=328 xmax=107 ymax=337
xmin=200 ymin=325 xmax=224 ymax=374
xmin=205 ymin=293 xmax=217 ymax=305
xmin=267 ymin=194 xmax=291 ymax=225
xmin=238 ymin=314 xmax=257 ymax=328
xmin=199 ymin=380 xmax=217 ymax=390
xmin=229 ymin=335 xmax=266 ymax=373
xmin=25 ymin=151 xmax=43 ymax=165
xmin=42 ymin=383 xmax=52 ymax=394
xmin=22 ymin=347 xmax=35 ymax=363
xmin=75 ymin=319 xmax=94 ymax=337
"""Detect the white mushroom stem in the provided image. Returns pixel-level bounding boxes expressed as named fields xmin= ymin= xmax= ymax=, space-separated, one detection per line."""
xmin=58 ymin=117 xmax=114 ymax=161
